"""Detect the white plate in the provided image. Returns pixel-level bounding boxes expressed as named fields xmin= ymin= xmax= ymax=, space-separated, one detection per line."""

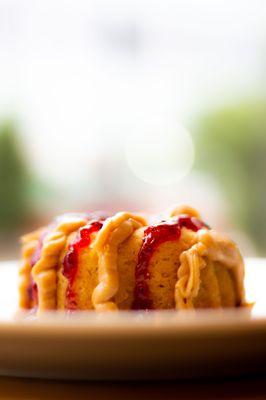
xmin=0 ymin=258 xmax=265 ymax=380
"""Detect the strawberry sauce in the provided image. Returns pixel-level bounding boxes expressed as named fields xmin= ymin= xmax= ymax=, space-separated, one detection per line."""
xmin=132 ymin=216 xmax=208 ymax=310
xmin=62 ymin=221 xmax=103 ymax=310
xmin=27 ymin=212 xmax=109 ymax=309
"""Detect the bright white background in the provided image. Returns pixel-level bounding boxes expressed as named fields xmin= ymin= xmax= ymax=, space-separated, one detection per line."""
xmin=0 ymin=0 xmax=265 ymax=236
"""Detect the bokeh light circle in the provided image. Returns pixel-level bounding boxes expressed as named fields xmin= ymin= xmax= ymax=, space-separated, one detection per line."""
xmin=125 ymin=119 xmax=195 ymax=186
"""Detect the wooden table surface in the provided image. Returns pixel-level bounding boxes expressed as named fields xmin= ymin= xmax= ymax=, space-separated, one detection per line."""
xmin=0 ymin=376 xmax=266 ymax=400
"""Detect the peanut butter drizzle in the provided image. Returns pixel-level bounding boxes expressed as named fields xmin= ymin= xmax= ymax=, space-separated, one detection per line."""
xmin=92 ymin=212 xmax=147 ymax=311
xmin=19 ymin=229 xmax=43 ymax=309
xmin=170 ymin=205 xmax=245 ymax=309
xmin=175 ymin=229 xmax=245 ymax=309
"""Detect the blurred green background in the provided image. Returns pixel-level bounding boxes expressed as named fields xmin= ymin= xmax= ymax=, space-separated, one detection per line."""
xmin=0 ymin=122 xmax=32 ymax=230
xmin=194 ymin=99 xmax=266 ymax=253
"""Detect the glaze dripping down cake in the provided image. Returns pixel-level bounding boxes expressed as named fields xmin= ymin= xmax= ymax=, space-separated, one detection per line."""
xmin=19 ymin=206 xmax=245 ymax=312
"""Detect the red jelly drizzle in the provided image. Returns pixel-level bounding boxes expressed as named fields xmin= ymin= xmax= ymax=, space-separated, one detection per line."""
xmin=132 ymin=215 xmax=208 ymax=310
xmin=27 ymin=280 xmax=38 ymax=305
xmin=62 ymin=221 xmax=103 ymax=310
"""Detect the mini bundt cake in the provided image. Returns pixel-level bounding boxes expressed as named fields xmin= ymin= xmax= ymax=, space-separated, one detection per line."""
xmin=19 ymin=206 xmax=245 ymax=312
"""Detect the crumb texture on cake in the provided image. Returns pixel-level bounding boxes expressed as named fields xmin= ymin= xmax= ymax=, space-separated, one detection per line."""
xmin=19 ymin=206 xmax=246 ymax=313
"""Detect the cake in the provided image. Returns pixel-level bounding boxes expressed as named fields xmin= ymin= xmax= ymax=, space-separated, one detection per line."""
xmin=19 ymin=206 xmax=245 ymax=312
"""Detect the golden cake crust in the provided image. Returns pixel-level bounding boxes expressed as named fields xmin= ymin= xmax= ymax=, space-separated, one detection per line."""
xmin=19 ymin=205 xmax=246 ymax=312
